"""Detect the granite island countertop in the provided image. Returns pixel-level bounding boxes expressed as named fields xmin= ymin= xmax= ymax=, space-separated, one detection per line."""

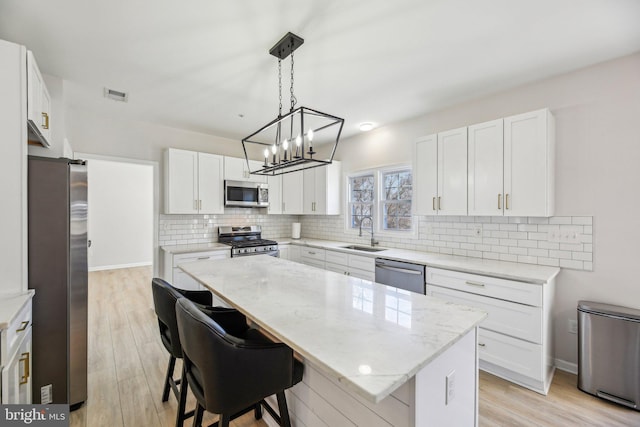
xmin=179 ymin=255 xmax=487 ymax=404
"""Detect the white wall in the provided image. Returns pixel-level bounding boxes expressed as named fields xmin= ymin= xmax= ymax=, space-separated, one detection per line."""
xmin=337 ymin=52 xmax=640 ymax=366
xmin=86 ymin=159 xmax=153 ymax=270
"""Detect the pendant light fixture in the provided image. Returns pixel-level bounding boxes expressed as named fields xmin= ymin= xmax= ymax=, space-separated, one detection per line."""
xmin=241 ymin=32 xmax=344 ymax=176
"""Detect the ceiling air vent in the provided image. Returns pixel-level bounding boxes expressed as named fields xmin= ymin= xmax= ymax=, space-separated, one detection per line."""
xmin=104 ymin=87 xmax=128 ymax=102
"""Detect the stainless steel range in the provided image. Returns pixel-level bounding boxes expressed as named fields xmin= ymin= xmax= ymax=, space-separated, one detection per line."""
xmin=218 ymin=225 xmax=279 ymax=258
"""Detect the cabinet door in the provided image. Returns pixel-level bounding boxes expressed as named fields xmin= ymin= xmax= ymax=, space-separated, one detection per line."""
xmin=223 ymin=156 xmax=247 ymax=181
xmin=468 ymin=119 xmax=504 ymax=216
xmin=198 ymin=153 xmax=224 ymax=214
xmin=166 ymin=149 xmax=198 ymax=214
xmin=504 ymin=109 xmax=554 ymax=217
xmin=2 ymin=328 xmax=32 ymax=404
xmin=247 ymin=160 xmax=267 ymax=183
xmin=414 ymin=135 xmax=438 ymax=215
xmin=323 ymin=161 xmax=341 ymax=215
xmin=26 ymin=51 xmax=51 ymax=147
xmin=278 ymin=246 xmax=289 ymax=260
xmin=267 ymin=175 xmax=282 ymax=214
xmin=288 ymin=245 xmax=301 ymax=263
xmin=282 ymin=171 xmax=304 ymax=214
xmin=438 ymin=127 xmax=468 ymax=215
xmin=303 ymin=168 xmax=316 ymax=214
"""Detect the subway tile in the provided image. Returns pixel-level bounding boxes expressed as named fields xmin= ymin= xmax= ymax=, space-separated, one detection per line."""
xmin=508 ymin=217 xmax=528 ymax=224
xmin=560 ymin=259 xmax=584 ymax=269
xmin=508 ymin=246 xmax=528 ymax=255
xmin=517 ymin=239 xmax=538 ymax=248
xmin=538 ymin=257 xmax=560 ymax=267
xmin=527 ymin=232 xmax=547 ymax=241
xmin=549 ymin=217 xmax=572 ymax=225
xmin=467 ymin=250 xmax=482 ymax=258
xmin=528 ymin=248 xmax=549 ymax=257
xmin=559 ymin=243 xmax=583 ymax=252
xmin=583 ymin=262 xmax=593 ymax=271
xmin=572 ymin=252 xmax=593 ymax=262
xmin=499 ymin=254 xmax=518 ymax=262
xmin=508 ymin=231 xmax=528 ymax=239
xmin=499 ymin=239 xmax=518 ymax=247
xmin=549 ymin=250 xmax=572 ymax=260
xmin=538 ymin=241 xmax=560 ymax=250
xmin=528 ymin=217 xmax=549 ymax=225
xmin=483 ymin=252 xmax=500 ymax=260
xmin=517 ymin=224 xmax=538 ymax=232
xmin=499 ymin=224 xmax=518 ymax=231
xmin=572 ymin=216 xmax=593 ymax=225
xmin=518 ymin=255 xmax=538 ymax=264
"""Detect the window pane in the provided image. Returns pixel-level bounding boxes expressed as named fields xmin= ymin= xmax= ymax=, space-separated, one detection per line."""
xmin=399 ymin=217 xmax=412 ymax=230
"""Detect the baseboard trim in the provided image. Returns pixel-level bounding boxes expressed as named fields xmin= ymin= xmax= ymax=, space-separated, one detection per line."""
xmin=89 ymin=262 xmax=152 ymax=272
xmin=555 ymin=358 xmax=578 ymax=375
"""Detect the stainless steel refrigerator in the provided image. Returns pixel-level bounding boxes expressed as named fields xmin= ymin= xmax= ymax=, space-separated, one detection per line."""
xmin=28 ymin=156 xmax=88 ymax=409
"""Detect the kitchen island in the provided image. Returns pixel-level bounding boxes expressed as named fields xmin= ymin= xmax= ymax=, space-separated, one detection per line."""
xmin=180 ymin=255 xmax=487 ymax=427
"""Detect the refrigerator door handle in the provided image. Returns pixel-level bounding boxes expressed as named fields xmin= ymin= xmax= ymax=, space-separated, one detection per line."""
xmin=87 ymin=240 xmax=92 ymax=248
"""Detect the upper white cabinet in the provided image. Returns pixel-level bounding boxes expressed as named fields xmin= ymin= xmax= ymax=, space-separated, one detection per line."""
xmin=26 ymin=51 xmax=51 ymax=148
xmin=223 ymin=156 xmax=266 ymax=183
xmin=504 ymin=109 xmax=555 ymax=217
xmin=414 ymin=128 xmax=467 ymax=216
xmin=165 ymin=149 xmax=224 ymax=214
xmin=303 ymin=161 xmax=341 ymax=215
xmin=281 ymin=171 xmax=304 ymax=214
xmin=468 ymin=119 xmax=504 ymax=216
xmin=267 ymin=174 xmax=282 ymax=215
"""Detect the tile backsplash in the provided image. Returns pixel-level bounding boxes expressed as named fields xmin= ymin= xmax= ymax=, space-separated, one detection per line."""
xmin=159 ymin=210 xmax=593 ymax=271
xmin=300 ymin=215 xmax=594 ymax=271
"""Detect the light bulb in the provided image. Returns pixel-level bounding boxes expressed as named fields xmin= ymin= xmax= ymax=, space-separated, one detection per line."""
xmin=296 ymin=134 xmax=302 ymax=146
xmin=263 ymin=148 xmax=269 ymax=158
xmin=271 ymin=144 xmax=277 ymax=154
xmin=282 ymin=139 xmax=289 ymax=150
xmin=307 ymin=129 xmax=314 ymax=142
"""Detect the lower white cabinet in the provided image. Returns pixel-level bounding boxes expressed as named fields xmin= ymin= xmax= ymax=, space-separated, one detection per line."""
xmin=426 ymin=267 xmax=555 ymax=394
xmin=1 ymin=296 xmax=33 ymax=404
xmin=324 ymin=250 xmax=375 ymax=281
xmin=163 ymin=250 xmax=230 ymax=291
xmin=299 ymin=247 xmax=326 ymax=269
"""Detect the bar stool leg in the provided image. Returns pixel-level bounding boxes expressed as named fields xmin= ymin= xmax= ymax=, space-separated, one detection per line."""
xmin=192 ymin=404 xmax=204 ymax=427
xmin=254 ymin=402 xmax=262 ymax=420
xmin=276 ymin=391 xmax=292 ymax=427
xmin=176 ymin=364 xmax=189 ymax=427
xmin=162 ymin=356 xmax=177 ymax=402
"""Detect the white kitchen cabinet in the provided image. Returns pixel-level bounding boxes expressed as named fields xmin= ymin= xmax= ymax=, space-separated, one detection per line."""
xmin=281 ymin=171 xmax=304 ymax=214
xmin=303 ymin=161 xmax=341 ymax=215
xmin=468 ymin=110 xmax=555 ymax=217
xmin=414 ymin=129 xmax=467 ymax=216
xmin=1 ymin=296 xmax=33 ymax=404
xmin=26 ymin=51 xmax=51 ymax=148
xmin=299 ymin=247 xmax=326 ymax=269
xmin=426 ymin=267 xmax=555 ymax=394
xmin=324 ymin=249 xmax=375 ymax=281
xmin=165 ymin=149 xmax=224 ymax=214
xmin=504 ymin=109 xmax=555 ymax=217
xmin=278 ymin=244 xmax=289 ymax=260
xmin=468 ymin=119 xmax=504 ymax=216
xmin=288 ymin=244 xmax=301 ymax=263
xmin=267 ymin=174 xmax=282 ymax=214
xmin=223 ymin=156 xmax=266 ymax=183
xmin=163 ymin=249 xmax=230 ymax=291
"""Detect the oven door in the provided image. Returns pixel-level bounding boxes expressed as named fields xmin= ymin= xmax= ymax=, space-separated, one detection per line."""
xmin=224 ymin=180 xmax=269 ymax=207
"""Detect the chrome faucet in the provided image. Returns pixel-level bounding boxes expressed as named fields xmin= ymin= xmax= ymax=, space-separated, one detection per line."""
xmin=359 ymin=216 xmax=379 ymax=247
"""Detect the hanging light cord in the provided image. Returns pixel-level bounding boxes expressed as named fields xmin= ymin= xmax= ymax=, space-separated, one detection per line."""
xmin=290 ymin=45 xmax=297 ymax=112
xmin=278 ymin=58 xmax=283 ymax=118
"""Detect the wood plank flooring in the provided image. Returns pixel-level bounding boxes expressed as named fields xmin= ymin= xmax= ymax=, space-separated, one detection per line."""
xmin=70 ymin=266 xmax=640 ymax=427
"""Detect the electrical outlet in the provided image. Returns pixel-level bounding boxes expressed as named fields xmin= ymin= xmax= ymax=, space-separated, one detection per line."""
xmin=471 ymin=225 xmax=482 ymax=237
xmin=446 ymin=370 xmax=455 ymax=405
xmin=568 ymin=319 xmax=578 ymax=334
xmin=41 ymin=384 xmax=53 ymax=404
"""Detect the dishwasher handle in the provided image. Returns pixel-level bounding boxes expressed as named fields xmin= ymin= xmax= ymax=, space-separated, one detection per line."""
xmin=375 ymin=262 xmax=424 ymax=276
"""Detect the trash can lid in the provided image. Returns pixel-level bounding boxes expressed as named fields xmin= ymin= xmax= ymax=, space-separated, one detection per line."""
xmin=578 ymin=300 xmax=640 ymax=321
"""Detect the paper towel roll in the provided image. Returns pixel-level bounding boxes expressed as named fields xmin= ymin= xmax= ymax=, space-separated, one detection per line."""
xmin=292 ymin=223 xmax=301 ymax=239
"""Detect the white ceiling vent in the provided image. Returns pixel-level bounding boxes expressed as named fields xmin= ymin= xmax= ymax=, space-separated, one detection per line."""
xmin=104 ymin=87 xmax=128 ymax=102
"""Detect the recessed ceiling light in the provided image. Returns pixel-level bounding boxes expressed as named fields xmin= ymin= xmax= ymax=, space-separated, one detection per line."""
xmin=359 ymin=122 xmax=374 ymax=132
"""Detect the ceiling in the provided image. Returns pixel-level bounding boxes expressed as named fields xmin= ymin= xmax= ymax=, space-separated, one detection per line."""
xmin=1 ymin=0 xmax=640 ymax=141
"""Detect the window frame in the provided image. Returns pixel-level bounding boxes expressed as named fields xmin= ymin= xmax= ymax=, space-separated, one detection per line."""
xmin=345 ymin=164 xmax=415 ymax=237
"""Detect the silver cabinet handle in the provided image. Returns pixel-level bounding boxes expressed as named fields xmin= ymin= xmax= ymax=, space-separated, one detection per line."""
xmin=197 ymin=256 xmax=210 ymax=260
xmin=432 ymin=197 xmax=436 ymax=211
xmin=465 ymin=281 xmax=485 ymax=288
xmin=498 ymin=194 xmax=502 ymax=210
xmin=438 ymin=196 xmax=441 ymax=210
xmin=375 ymin=263 xmax=423 ymax=275
xmin=505 ymin=193 xmax=510 ymax=210
xmin=308 ymin=251 xmax=316 ymax=255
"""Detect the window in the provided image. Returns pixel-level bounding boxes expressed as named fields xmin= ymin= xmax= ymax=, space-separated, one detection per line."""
xmin=348 ymin=174 xmax=375 ymax=230
xmin=347 ymin=167 xmax=413 ymax=233
xmin=381 ymin=169 xmax=412 ymax=231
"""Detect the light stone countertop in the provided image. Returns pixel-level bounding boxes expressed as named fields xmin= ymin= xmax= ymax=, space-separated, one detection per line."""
xmin=179 ymin=256 xmax=487 ymax=403
xmin=281 ymin=238 xmax=560 ymax=284
xmin=0 ymin=290 xmax=35 ymax=330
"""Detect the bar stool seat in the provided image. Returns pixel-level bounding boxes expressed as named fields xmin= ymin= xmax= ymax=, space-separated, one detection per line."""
xmin=175 ymin=297 xmax=304 ymax=427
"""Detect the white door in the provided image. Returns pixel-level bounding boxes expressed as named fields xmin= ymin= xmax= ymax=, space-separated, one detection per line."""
xmin=504 ymin=110 xmax=550 ymax=217
xmin=414 ymin=135 xmax=438 ymax=215
xmin=198 ymin=153 xmax=224 ymax=214
xmin=437 ymin=127 xmax=468 ymax=215
xmin=468 ymin=119 xmax=504 ymax=216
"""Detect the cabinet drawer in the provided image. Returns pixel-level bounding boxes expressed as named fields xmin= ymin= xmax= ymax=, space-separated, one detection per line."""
xmin=427 ymin=285 xmax=541 ymax=343
xmin=426 ymin=267 xmax=542 ymax=306
xmin=478 ymin=329 xmax=543 ymax=381
xmin=349 ymin=268 xmax=375 ymax=282
xmin=325 ymin=262 xmax=348 ymax=275
xmin=325 ymin=250 xmax=348 ymax=266
xmin=348 ymin=254 xmax=374 ymax=272
xmin=300 ymin=248 xmax=326 ymax=262
xmin=173 ymin=250 xmax=229 ymax=267
xmin=2 ymin=300 xmax=32 ymax=367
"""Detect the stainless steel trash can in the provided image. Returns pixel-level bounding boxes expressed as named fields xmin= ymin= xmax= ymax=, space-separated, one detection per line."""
xmin=578 ymin=301 xmax=640 ymax=410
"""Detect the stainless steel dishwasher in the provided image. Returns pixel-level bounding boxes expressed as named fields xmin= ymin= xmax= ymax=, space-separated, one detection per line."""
xmin=578 ymin=301 xmax=640 ymax=410
xmin=374 ymin=258 xmax=426 ymax=294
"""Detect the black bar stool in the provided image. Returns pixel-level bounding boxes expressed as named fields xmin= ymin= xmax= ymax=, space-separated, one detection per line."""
xmin=151 ymin=278 xmax=213 ymax=426
xmin=175 ymin=297 xmax=304 ymax=427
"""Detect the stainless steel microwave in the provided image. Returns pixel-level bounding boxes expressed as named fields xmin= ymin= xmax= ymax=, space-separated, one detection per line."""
xmin=224 ymin=180 xmax=269 ymax=208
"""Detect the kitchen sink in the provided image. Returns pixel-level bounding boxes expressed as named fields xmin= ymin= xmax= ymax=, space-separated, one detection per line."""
xmin=340 ymin=245 xmax=387 ymax=252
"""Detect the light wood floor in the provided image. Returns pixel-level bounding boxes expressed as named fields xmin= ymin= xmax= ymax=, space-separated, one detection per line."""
xmin=70 ymin=266 xmax=640 ymax=427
